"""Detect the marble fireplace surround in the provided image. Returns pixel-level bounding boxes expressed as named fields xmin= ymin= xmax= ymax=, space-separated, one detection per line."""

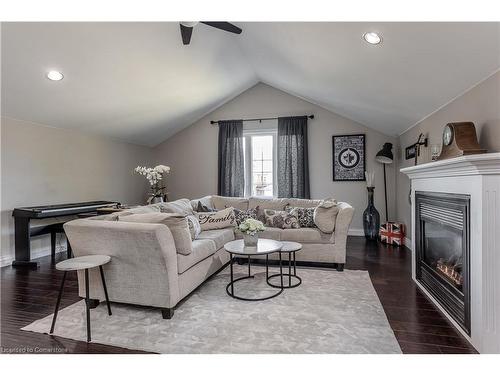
xmin=401 ymin=153 xmax=500 ymax=353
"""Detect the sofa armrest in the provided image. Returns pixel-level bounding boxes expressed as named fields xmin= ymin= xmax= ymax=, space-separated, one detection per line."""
xmin=64 ymin=219 xmax=180 ymax=308
xmin=332 ymin=202 xmax=355 ymax=244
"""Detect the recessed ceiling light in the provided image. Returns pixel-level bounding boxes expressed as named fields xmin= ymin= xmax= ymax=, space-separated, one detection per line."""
xmin=363 ymin=32 xmax=382 ymax=45
xmin=46 ymin=70 xmax=64 ymax=81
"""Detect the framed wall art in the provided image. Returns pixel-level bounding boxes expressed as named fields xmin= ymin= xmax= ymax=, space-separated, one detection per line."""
xmin=405 ymin=145 xmax=416 ymax=160
xmin=332 ymin=134 xmax=366 ymax=181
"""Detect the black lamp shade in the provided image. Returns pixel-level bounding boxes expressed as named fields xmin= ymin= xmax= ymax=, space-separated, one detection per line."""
xmin=376 ymin=143 xmax=394 ymax=164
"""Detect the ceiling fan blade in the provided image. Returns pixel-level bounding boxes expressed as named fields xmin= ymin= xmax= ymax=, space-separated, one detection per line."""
xmin=200 ymin=22 xmax=242 ymax=34
xmin=180 ymin=24 xmax=193 ymax=45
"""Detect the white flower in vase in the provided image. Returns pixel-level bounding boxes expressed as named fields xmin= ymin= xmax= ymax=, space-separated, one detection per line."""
xmin=134 ymin=164 xmax=171 ymax=203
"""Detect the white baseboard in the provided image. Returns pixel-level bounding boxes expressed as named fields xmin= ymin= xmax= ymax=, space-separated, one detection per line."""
xmin=404 ymin=237 xmax=413 ymax=251
xmin=348 ymin=228 xmax=364 ymax=236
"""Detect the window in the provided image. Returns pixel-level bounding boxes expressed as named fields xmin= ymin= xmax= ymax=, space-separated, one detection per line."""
xmin=243 ymin=129 xmax=277 ymax=197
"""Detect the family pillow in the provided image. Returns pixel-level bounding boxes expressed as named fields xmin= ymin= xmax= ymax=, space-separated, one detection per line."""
xmin=196 ymin=207 xmax=236 ymax=230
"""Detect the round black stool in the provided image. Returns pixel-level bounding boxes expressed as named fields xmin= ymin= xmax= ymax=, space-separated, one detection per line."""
xmin=50 ymin=255 xmax=112 ymax=342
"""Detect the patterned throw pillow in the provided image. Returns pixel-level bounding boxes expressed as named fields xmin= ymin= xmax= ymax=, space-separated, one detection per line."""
xmin=264 ymin=209 xmax=300 ymax=229
xmin=196 ymin=201 xmax=216 ymax=212
xmin=285 ymin=206 xmax=316 ymax=228
xmin=186 ymin=215 xmax=201 ymax=240
xmin=233 ymin=206 xmax=259 ymax=225
xmin=196 ymin=207 xmax=236 ymax=231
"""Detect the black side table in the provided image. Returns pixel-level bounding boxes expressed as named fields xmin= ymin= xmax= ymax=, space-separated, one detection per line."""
xmin=267 ymin=241 xmax=302 ymax=289
xmin=50 ymin=255 xmax=112 ymax=342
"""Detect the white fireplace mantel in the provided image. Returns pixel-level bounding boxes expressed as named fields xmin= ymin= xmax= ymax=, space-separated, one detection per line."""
xmin=400 ymin=152 xmax=500 ymax=179
xmin=401 ymin=152 xmax=500 ymax=353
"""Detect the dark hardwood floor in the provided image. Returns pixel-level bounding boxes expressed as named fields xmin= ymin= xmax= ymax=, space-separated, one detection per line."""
xmin=0 ymin=236 xmax=477 ymax=354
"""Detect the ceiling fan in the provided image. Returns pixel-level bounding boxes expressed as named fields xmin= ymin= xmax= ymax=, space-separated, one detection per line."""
xmin=179 ymin=22 xmax=242 ymax=45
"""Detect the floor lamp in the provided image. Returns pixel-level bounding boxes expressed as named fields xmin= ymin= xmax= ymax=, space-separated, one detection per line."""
xmin=375 ymin=143 xmax=393 ymax=222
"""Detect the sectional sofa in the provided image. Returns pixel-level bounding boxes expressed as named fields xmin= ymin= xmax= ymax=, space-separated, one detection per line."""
xmin=64 ymin=195 xmax=354 ymax=318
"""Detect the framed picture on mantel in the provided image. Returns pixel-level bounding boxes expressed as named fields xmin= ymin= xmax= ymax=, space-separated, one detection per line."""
xmin=332 ymin=134 xmax=366 ymax=181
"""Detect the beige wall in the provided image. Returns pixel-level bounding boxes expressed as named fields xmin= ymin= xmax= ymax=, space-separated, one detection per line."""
xmin=154 ymin=83 xmax=397 ymax=232
xmin=0 ymin=117 xmax=153 ymax=265
xmin=396 ymin=70 xmax=500 ymax=240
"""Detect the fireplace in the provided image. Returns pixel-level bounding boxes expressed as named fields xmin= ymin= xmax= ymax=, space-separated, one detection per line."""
xmin=415 ymin=191 xmax=470 ymax=334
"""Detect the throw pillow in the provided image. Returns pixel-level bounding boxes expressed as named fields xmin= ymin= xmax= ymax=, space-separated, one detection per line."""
xmin=264 ymin=209 xmax=300 ymax=229
xmin=196 ymin=201 xmax=217 ymax=212
xmin=159 ymin=198 xmax=194 ymax=216
xmin=286 ymin=206 xmax=316 ymax=228
xmin=190 ymin=195 xmax=214 ymax=212
xmin=196 ymin=207 xmax=236 ymax=231
xmin=233 ymin=206 xmax=259 ymax=225
xmin=118 ymin=212 xmax=193 ymax=255
xmin=186 ymin=214 xmax=201 ymax=240
xmin=313 ymin=199 xmax=340 ymax=233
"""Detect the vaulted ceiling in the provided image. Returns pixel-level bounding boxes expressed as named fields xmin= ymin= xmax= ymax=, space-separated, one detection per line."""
xmin=2 ymin=22 xmax=499 ymax=146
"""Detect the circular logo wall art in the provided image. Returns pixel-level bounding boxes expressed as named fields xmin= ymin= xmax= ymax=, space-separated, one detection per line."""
xmin=332 ymin=134 xmax=366 ymax=181
xmin=338 ymin=147 xmax=360 ymax=169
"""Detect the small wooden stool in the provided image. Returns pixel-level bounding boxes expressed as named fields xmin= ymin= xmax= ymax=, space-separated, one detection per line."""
xmin=50 ymin=255 xmax=112 ymax=342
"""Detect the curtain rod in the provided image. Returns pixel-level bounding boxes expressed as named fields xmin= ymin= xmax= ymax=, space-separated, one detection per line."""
xmin=210 ymin=114 xmax=314 ymax=125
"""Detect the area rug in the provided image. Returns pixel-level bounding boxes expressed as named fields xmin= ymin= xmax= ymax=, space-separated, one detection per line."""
xmin=22 ymin=265 xmax=401 ymax=353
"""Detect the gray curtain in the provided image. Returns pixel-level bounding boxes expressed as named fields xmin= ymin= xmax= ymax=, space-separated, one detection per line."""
xmin=277 ymin=116 xmax=310 ymax=198
xmin=218 ymin=120 xmax=244 ymax=197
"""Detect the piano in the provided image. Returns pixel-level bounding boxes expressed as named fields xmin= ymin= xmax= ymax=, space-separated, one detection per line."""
xmin=12 ymin=201 xmax=119 ymax=268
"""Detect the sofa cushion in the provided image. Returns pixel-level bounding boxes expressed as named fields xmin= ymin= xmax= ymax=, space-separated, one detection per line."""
xmin=191 ymin=196 xmax=215 ymax=212
xmin=177 ymin=239 xmax=217 ymax=274
xmin=197 ymin=228 xmax=235 ymax=250
xmin=119 ymin=212 xmax=193 ymax=255
xmin=314 ymin=199 xmax=339 ymax=233
xmin=264 ymin=209 xmax=300 ymax=229
xmin=234 ymin=227 xmax=282 ymax=241
xmin=159 ymin=198 xmax=194 ymax=216
xmin=212 ymin=195 xmax=249 ymax=211
xmin=284 ymin=198 xmax=322 ymax=209
xmin=196 ymin=207 xmax=237 ymax=230
xmin=281 ymin=228 xmax=333 ymax=243
xmin=115 ymin=204 xmax=161 ymax=217
xmin=259 ymin=227 xmax=282 ymax=241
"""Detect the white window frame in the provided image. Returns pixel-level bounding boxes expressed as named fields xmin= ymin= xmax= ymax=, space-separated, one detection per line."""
xmin=243 ymin=128 xmax=278 ymax=198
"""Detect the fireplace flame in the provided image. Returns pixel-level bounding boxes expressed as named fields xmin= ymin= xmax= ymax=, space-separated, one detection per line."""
xmin=436 ymin=257 xmax=463 ymax=286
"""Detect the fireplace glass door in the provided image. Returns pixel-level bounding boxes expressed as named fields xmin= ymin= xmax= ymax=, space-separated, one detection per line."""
xmin=415 ymin=191 xmax=470 ymax=334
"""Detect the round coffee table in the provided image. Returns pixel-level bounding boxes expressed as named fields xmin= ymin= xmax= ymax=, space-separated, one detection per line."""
xmin=224 ymin=239 xmax=283 ymax=301
xmin=267 ymin=241 xmax=302 ymax=289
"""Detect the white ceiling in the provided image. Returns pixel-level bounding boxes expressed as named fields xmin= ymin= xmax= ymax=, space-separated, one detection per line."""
xmin=2 ymin=22 xmax=499 ymax=146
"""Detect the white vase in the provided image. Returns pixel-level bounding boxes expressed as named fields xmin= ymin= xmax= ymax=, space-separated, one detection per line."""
xmin=243 ymin=233 xmax=258 ymax=247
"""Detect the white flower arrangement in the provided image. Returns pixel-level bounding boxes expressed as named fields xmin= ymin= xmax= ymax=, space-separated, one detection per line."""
xmin=237 ymin=218 xmax=265 ymax=236
xmin=134 ymin=164 xmax=171 ymax=198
